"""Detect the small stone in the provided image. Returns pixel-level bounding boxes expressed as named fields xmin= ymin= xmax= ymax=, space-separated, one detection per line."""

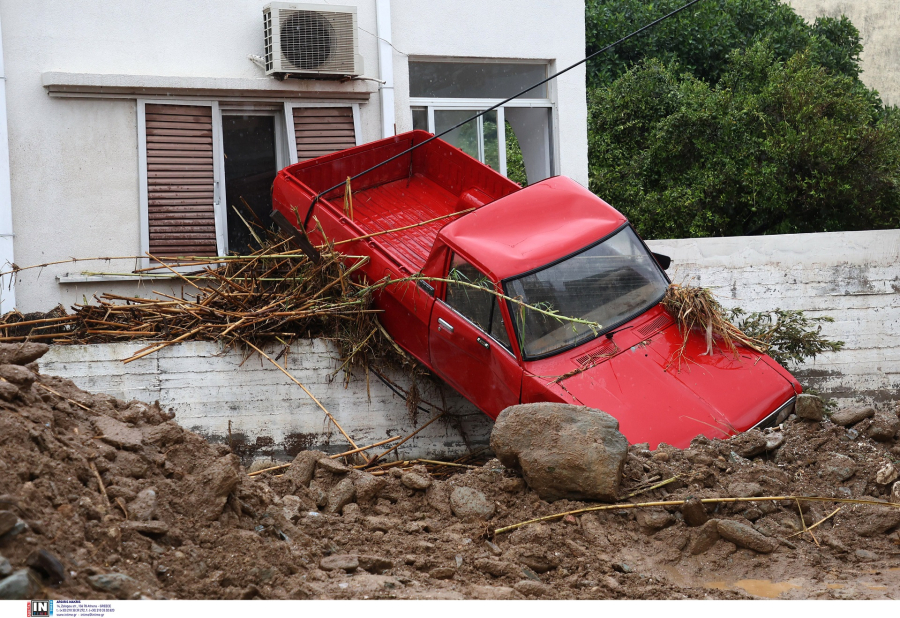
xmin=449 ymin=487 xmax=495 ymax=521
xmin=26 ymin=550 xmax=65 ymax=585
xmin=127 ymin=488 xmax=158 ymax=521
xmin=316 ymin=457 xmax=350 ymax=475
xmin=765 ymin=432 xmax=785 ymax=451
xmin=0 ymin=382 xmax=19 ymax=402
xmin=689 ymin=519 xmax=721 ymax=555
xmin=855 ymin=549 xmax=877 ymax=562
xmin=319 ymin=554 xmax=359 ymax=573
xmin=485 ymin=540 xmax=502 ymax=555
xmin=876 ymin=463 xmax=898 ymax=486
xmin=890 ymin=482 xmax=900 ymax=504
xmin=682 ymin=498 xmax=708 ymax=527
xmin=0 ymin=512 xmax=18 ymax=536
xmin=363 ymin=516 xmax=395 ymax=532
xmin=516 ymin=550 xmax=559 ymax=574
xmin=353 ymin=472 xmax=385 ymax=504
xmin=514 ymin=580 xmax=551 ymax=597
xmin=716 ymin=520 xmax=778 ymax=553
xmin=822 ymin=454 xmax=857 ymax=482
xmin=285 ymin=451 xmax=323 ymax=488
xmin=87 ymin=572 xmax=142 ymax=599
xmin=120 ymin=521 xmax=169 ymax=536
xmin=324 ymin=477 xmax=356 ymax=514
xmin=499 ymin=477 xmax=526 ymax=493
xmin=867 ymin=412 xmax=900 ymax=442
xmin=728 ymin=482 xmax=764 ymax=498
xmin=0 ymin=364 xmax=36 ymax=388
xmin=794 ymin=394 xmax=824 ymax=421
xmin=429 ymin=567 xmax=456 ymax=580
xmin=563 ymin=515 xmax=578 ymax=526
xmin=636 ymin=509 xmax=675 ymax=531
xmin=0 ymin=556 xmax=10 ymax=577
xmin=730 ymin=430 xmax=768 ymax=458
xmin=357 ymin=555 xmax=392 ymax=574
xmin=92 ymin=415 xmax=143 ymax=451
xmin=831 ymin=406 xmax=875 ymax=426
xmin=469 ymin=585 xmax=523 ymax=600
xmin=400 ymin=472 xmax=432 ymax=491
xmin=0 ymin=569 xmax=42 ymax=600
xmin=474 ymin=558 xmax=511 ymax=577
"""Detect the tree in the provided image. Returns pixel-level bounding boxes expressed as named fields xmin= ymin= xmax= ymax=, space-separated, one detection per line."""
xmin=588 ymin=43 xmax=900 ymax=239
xmin=585 ymin=0 xmax=864 ymax=88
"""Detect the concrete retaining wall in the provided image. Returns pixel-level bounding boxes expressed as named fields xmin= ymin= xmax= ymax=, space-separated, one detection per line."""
xmin=647 ymin=229 xmax=900 ymax=407
xmin=38 ymin=340 xmax=490 ymax=466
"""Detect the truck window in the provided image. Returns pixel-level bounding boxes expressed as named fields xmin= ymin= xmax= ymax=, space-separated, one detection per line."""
xmin=445 ymin=254 xmax=513 ymax=352
xmin=504 ymin=226 xmax=668 ymax=359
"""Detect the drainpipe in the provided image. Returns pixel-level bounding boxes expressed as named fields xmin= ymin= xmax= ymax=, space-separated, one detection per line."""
xmin=0 ymin=14 xmax=15 ymax=313
xmin=375 ymin=0 xmax=395 ymax=138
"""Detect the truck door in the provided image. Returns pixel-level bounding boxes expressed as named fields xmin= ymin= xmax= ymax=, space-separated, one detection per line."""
xmin=429 ymin=253 xmax=523 ymax=418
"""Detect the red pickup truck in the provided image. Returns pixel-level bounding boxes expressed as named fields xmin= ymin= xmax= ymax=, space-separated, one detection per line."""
xmin=272 ymin=130 xmax=801 ymax=448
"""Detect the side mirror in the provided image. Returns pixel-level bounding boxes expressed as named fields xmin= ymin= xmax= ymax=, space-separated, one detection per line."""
xmin=651 ymin=252 xmax=671 ymax=270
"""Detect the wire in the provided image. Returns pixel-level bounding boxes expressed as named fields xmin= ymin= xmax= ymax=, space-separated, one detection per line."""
xmin=305 ymin=0 xmax=708 ymax=219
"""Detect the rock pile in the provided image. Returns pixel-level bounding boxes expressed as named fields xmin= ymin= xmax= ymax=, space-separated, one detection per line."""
xmin=0 ymin=342 xmax=898 ymax=600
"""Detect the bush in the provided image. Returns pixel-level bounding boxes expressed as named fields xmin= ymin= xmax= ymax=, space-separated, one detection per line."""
xmin=728 ymin=308 xmax=844 ymax=368
xmin=588 ymin=43 xmax=900 ymax=239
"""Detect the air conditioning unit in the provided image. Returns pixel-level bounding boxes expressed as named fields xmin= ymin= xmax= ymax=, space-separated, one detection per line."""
xmin=263 ymin=2 xmax=363 ymax=78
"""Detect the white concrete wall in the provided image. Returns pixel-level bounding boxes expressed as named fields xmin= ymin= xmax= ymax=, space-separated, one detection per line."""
xmin=786 ymin=0 xmax=900 ymax=106
xmin=39 ymin=339 xmax=491 ymax=464
xmin=0 ymin=0 xmax=587 ymax=314
xmin=647 ymin=229 xmax=900 ymax=407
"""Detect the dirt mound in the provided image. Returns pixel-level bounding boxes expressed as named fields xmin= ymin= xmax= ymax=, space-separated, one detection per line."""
xmin=0 ymin=351 xmax=898 ymax=599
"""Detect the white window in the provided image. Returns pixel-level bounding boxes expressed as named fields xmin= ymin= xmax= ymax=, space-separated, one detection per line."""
xmin=137 ymin=99 xmax=360 ymax=262
xmin=409 ymin=59 xmax=555 ymax=186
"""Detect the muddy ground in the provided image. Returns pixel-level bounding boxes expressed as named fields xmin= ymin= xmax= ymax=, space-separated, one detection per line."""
xmin=0 ymin=358 xmax=899 ymax=600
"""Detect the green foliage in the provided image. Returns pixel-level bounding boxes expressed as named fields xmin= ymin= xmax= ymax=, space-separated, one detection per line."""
xmin=728 ymin=307 xmax=844 ymax=368
xmin=587 ymin=43 xmax=900 ymax=238
xmin=505 ymin=121 xmax=528 ymax=186
xmin=585 ymin=0 xmax=864 ymax=88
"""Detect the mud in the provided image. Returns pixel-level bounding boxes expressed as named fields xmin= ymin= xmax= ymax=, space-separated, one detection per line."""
xmin=0 ymin=362 xmax=898 ymax=600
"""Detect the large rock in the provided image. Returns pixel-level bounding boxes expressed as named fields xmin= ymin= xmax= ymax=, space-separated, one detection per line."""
xmin=0 ymin=364 xmax=36 ymax=389
xmin=92 ymin=415 xmax=144 ymax=451
xmin=285 ymin=450 xmax=323 ymax=489
xmin=867 ymin=411 xmax=900 ymax=442
xmin=185 ymin=454 xmax=242 ymax=521
xmin=716 ymin=520 xmax=778 ymax=553
xmin=490 ymin=403 xmax=628 ymax=502
xmin=0 ymin=569 xmax=42 ymax=599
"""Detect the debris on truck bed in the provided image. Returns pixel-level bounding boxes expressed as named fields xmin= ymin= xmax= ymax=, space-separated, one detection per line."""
xmin=1 ymin=345 xmax=898 ymax=600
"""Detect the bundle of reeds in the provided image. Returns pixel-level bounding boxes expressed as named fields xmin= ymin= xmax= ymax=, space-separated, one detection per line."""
xmin=661 ymin=283 xmax=767 ymax=368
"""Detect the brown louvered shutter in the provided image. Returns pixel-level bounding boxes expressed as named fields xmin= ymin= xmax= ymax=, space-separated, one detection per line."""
xmin=293 ymin=107 xmax=357 ymax=162
xmin=145 ymin=104 xmax=218 ymax=257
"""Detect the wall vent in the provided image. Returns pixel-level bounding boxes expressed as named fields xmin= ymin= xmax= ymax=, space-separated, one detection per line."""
xmin=263 ymin=3 xmax=363 ymax=78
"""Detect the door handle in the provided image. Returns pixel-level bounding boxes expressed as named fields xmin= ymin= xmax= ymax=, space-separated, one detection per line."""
xmin=477 ymin=336 xmax=490 ymax=349
xmin=437 ymin=318 xmax=454 ymax=333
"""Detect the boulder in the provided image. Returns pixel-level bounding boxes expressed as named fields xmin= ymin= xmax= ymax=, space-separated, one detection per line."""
xmin=490 ymin=403 xmax=628 ymax=502
xmin=0 ymin=569 xmax=42 ymax=600
xmin=92 ymin=415 xmax=143 ymax=451
xmin=0 ymin=364 xmax=36 ymax=389
xmin=324 ymin=477 xmax=356 ymax=514
xmin=185 ymin=454 xmax=242 ymax=521
xmin=794 ymin=394 xmax=824 ymax=422
xmin=352 ymin=471 xmax=385 ymax=505
xmin=689 ymin=519 xmax=721 ymax=555
xmin=682 ymin=498 xmax=708 ymax=527
xmin=831 ymin=406 xmax=875 ymax=426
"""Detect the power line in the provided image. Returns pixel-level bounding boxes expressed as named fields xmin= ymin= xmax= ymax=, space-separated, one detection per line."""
xmin=304 ymin=0 xmax=707 ymax=223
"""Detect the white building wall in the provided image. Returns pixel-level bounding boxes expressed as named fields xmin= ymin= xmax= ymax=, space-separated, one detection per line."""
xmin=0 ymin=0 xmax=587 ymax=313
xmin=647 ymin=229 xmax=900 ymax=408
xmin=39 ymin=339 xmax=492 ymax=464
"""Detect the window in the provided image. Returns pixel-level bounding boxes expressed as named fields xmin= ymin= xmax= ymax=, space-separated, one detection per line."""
xmin=409 ymin=59 xmax=554 ymax=186
xmin=445 ymin=254 xmax=512 ymax=351
xmin=138 ymin=100 xmax=359 ymax=261
xmin=505 ymin=226 xmax=669 ymax=359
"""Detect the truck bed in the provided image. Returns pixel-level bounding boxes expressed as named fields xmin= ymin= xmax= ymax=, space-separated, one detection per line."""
xmin=350 ymin=174 xmax=459 ymax=271
xmin=276 ymin=130 xmax=521 ymax=272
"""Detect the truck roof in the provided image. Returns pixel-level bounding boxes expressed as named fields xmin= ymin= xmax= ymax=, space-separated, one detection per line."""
xmin=440 ymin=176 xmax=627 ymax=281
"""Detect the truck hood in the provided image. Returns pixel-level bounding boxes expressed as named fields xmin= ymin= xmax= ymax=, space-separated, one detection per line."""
xmin=527 ymin=323 xmax=798 ymax=449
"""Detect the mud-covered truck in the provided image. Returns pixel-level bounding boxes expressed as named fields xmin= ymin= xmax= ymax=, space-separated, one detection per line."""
xmin=272 ymin=130 xmax=801 ymax=448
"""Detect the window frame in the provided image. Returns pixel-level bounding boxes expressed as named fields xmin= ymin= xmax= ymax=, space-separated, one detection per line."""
xmin=137 ymin=98 xmax=360 ymax=266
xmin=442 ymin=252 xmax=516 ymax=356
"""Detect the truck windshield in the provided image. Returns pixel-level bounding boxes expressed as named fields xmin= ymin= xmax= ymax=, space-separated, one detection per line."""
xmin=504 ymin=226 xmax=668 ymax=359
